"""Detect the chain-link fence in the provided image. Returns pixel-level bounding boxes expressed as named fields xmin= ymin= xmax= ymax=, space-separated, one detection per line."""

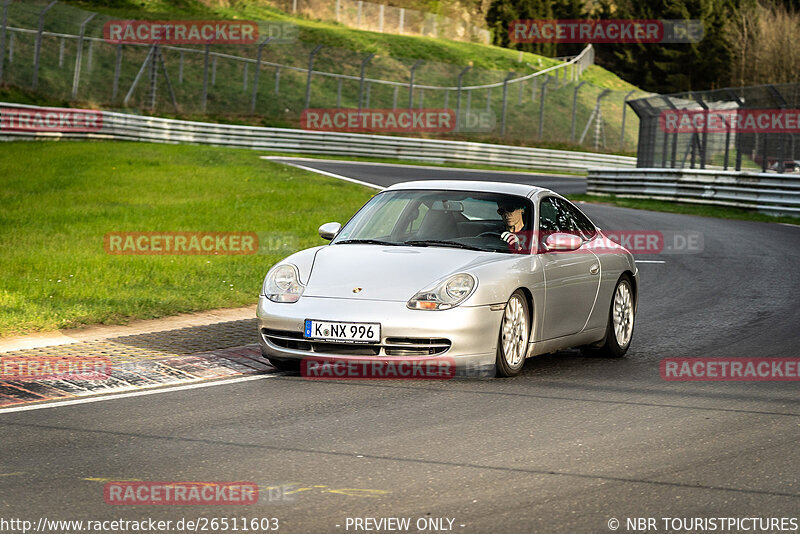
xmin=0 ymin=0 xmax=646 ymax=152
xmin=271 ymin=0 xmax=490 ymax=44
xmin=630 ymin=84 xmax=800 ymax=172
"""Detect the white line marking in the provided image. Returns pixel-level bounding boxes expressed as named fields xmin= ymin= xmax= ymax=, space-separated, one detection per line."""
xmin=779 ymin=223 xmax=800 ymax=228
xmin=273 ymin=161 xmax=384 ymax=190
xmin=261 ymin=156 xmax=584 ymax=179
xmin=635 ymin=260 xmax=666 ymax=264
xmin=0 ymin=374 xmax=279 ymax=415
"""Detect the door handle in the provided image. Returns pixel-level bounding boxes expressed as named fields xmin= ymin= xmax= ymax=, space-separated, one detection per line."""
xmin=590 ymin=264 xmax=599 ymax=275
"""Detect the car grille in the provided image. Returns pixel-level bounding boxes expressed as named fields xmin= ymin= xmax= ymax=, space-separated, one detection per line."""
xmin=262 ymin=329 xmax=451 ymax=356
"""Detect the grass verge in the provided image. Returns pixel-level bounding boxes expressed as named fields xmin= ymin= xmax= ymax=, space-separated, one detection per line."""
xmin=260 ymin=152 xmax=586 ymax=176
xmin=0 ymin=140 xmax=374 ymax=337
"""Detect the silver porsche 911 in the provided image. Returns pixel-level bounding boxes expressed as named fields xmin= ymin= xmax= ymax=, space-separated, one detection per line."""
xmin=257 ymin=180 xmax=638 ymax=377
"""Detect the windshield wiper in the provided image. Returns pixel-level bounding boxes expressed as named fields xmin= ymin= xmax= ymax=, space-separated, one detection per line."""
xmin=335 ymin=239 xmax=402 ymax=246
xmin=404 ymin=239 xmax=484 ymax=251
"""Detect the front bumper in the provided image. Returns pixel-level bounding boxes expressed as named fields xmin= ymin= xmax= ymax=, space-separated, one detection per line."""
xmin=257 ymin=295 xmax=501 ymax=376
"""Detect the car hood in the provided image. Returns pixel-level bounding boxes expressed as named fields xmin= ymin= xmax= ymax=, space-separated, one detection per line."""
xmin=304 ymin=244 xmax=502 ymax=301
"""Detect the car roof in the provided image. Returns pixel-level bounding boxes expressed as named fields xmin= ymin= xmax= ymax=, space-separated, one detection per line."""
xmin=385 ymin=180 xmax=553 ymax=198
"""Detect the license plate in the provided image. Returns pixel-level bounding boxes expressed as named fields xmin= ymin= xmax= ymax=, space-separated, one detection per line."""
xmin=304 ymin=319 xmax=380 ymax=343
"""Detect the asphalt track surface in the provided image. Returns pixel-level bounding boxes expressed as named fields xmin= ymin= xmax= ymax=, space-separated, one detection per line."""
xmin=2 ymin=159 xmax=799 ymax=534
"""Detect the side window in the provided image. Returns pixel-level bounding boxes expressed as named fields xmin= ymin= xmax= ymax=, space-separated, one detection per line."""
xmin=538 ymin=197 xmax=560 ymax=232
xmin=553 ymin=198 xmax=596 ymax=240
xmin=539 ymin=197 xmax=596 ymax=240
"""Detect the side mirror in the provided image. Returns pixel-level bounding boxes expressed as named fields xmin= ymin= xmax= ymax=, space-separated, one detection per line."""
xmin=318 ymin=222 xmax=341 ymax=241
xmin=544 ymin=232 xmax=582 ymax=252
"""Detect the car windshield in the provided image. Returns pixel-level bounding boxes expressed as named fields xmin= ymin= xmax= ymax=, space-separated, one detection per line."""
xmin=331 ymin=189 xmax=534 ymax=254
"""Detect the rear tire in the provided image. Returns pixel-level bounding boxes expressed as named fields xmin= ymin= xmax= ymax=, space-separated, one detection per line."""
xmin=584 ymin=275 xmax=634 ymax=358
xmin=495 ymin=290 xmax=530 ymax=377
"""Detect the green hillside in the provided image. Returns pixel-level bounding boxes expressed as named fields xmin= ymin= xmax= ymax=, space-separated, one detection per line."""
xmin=0 ymin=0 xmax=646 ymax=153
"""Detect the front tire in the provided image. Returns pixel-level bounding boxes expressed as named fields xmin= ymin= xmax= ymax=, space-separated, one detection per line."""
xmin=264 ymin=354 xmax=300 ymax=372
xmin=495 ymin=290 xmax=530 ymax=377
xmin=586 ymin=275 xmax=635 ymax=358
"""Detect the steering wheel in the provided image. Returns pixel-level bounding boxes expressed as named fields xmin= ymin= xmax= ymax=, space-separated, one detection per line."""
xmin=476 ymin=231 xmax=503 ymax=238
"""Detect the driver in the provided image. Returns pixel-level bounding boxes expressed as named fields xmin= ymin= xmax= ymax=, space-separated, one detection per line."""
xmin=497 ymin=200 xmax=527 ymax=251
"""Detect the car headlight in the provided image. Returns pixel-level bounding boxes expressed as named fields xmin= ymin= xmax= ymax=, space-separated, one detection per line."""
xmin=263 ymin=264 xmax=304 ymax=303
xmin=407 ymin=273 xmax=476 ymax=311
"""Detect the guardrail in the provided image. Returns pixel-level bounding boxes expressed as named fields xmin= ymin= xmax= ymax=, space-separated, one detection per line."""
xmin=587 ymin=168 xmax=800 ymax=215
xmin=0 ymin=102 xmax=637 ymax=172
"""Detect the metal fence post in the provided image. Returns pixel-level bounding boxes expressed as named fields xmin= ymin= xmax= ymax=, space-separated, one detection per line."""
xmin=378 ymin=4 xmax=384 ymax=32
xmin=620 ymin=89 xmax=636 ymax=149
xmin=0 ymin=0 xmax=10 ymax=84
xmin=112 ymin=43 xmax=122 ymax=102
xmin=275 ymin=67 xmax=281 ymax=95
xmin=500 ymin=71 xmax=515 ymax=137
xmin=392 ymin=86 xmax=398 ymax=109
xmin=365 ymin=82 xmax=371 ymax=108
xmin=399 ymin=8 xmax=405 ymax=33
xmin=455 ymin=65 xmax=471 ymax=118
xmin=722 ymin=115 xmax=731 ymax=170
xmin=538 ymin=76 xmax=551 ymax=140
xmin=201 ymin=44 xmax=210 ymax=112
xmin=725 ymin=89 xmax=745 ymax=171
xmin=86 ymin=39 xmax=93 ymax=72
xmin=335 ymin=0 xmax=340 ymax=22
xmin=71 ymin=12 xmax=97 ymax=99
xmin=768 ymin=84 xmax=788 ymax=172
xmin=33 ymin=1 xmax=58 ymax=89
xmin=693 ymin=96 xmax=710 ymax=169
xmin=58 ymin=37 xmax=64 ymax=67
xmin=580 ymin=89 xmax=610 ymax=147
xmin=336 ymin=77 xmax=342 ymax=106
xmin=123 ymin=44 xmax=155 ymax=106
xmin=148 ymin=44 xmax=158 ymax=111
xmin=304 ymin=44 xmax=323 ymax=110
xmin=408 ymin=59 xmax=423 ymax=108
xmin=358 ymin=52 xmax=376 ymax=111
xmin=211 ymin=55 xmax=217 ymax=85
xmin=357 ymin=1 xmax=362 ymax=28
xmin=570 ymin=81 xmax=587 ymax=142
xmin=250 ymin=37 xmax=272 ymax=112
